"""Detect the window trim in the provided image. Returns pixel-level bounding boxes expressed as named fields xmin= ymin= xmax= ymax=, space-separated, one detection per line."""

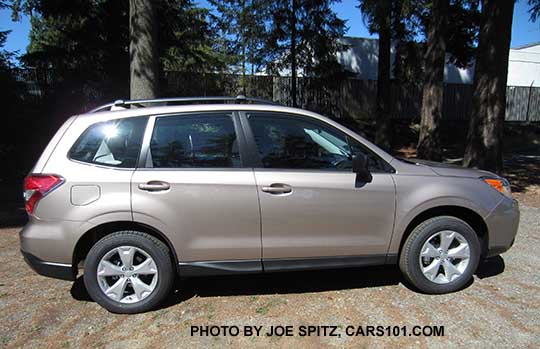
xmin=239 ymin=111 xmax=395 ymax=173
xmin=138 ymin=111 xmax=248 ymax=170
xmin=67 ymin=116 xmax=148 ymax=170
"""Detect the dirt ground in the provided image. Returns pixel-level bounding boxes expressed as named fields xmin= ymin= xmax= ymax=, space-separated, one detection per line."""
xmin=0 ymin=206 xmax=539 ymax=348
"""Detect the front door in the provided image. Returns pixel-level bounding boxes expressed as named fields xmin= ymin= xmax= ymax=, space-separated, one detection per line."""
xmin=131 ymin=112 xmax=261 ymax=270
xmin=242 ymin=112 xmax=396 ymax=270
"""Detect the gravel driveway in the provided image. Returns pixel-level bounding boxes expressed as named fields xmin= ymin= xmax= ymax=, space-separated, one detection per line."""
xmin=0 ymin=205 xmax=539 ymax=348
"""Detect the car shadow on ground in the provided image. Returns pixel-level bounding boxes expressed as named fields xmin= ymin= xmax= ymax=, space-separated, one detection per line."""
xmin=70 ymin=256 xmax=505 ymax=309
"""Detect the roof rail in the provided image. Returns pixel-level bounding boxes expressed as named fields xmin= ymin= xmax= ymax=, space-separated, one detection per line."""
xmin=88 ymin=95 xmax=278 ymax=113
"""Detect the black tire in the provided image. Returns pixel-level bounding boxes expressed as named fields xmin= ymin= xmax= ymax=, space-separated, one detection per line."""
xmin=83 ymin=231 xmax=175 ymax=313
xmin=399 ymin=216 xmax=480 ymax=294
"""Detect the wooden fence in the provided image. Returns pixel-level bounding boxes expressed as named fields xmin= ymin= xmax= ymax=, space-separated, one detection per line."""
xmin=164 ymin=72 xmax=540 ymax=122
xmin=18 ymin=69 xmax=540 ymax=122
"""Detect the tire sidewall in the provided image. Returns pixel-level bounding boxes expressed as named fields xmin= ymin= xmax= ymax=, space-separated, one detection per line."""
xmin=404 ymin=217 xmax=481 ymax=294
xmin=83 ymin=232 xmax=174 ymax=313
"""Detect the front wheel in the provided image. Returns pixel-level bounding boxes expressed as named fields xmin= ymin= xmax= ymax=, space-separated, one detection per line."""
xmin=399 ymin=216 xmax=481 ymax=294
xmin=84 ymin=231 xmax=175 ymax=313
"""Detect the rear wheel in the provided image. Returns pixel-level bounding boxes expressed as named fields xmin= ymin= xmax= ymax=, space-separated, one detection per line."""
xmin=83 ymin=231 xmax=174 ymax=313
xmin=399 ymin=216 xmax=480 ymax=294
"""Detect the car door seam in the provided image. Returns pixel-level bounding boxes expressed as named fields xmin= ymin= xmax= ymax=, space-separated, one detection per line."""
xmin=251 ymin=169 xmax=265 ymax=271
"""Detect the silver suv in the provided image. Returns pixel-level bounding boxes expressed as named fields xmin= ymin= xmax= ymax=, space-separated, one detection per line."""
xmin=20 ymin=96 xmax=519 ymax=313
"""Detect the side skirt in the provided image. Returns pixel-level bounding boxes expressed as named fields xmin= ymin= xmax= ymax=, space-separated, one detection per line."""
xmin=178 ymin=254 xmax=397 ymax=277
xmin=263 ymin=255 xmax=390 ymax=272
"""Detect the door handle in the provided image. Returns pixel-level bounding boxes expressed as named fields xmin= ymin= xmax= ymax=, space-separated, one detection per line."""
xmin=138 ymin=181 xmax=170 ymax=192
xmin=261 ymin=183 xmax=292 ymax=194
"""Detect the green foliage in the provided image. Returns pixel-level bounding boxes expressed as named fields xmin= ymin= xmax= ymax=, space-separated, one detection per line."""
xmin=359 ymin=0 xmax=421 ymax=83
xmin=434 ymin=0 xmax=480 ymax=68
xmin=266 ymin=0 xmax=348 ymax=79
xmin=11 ymin=0 xmax=229 ymax=102
xmin=159 ymin=1 xmax=230 ymax=72
xmin=359 ymin=0 xmax=479 ymax=79
xmin=15 ymin=0 xmax=130 ymax=103
xmin=208 ymin=0 xmax=271 ymax=74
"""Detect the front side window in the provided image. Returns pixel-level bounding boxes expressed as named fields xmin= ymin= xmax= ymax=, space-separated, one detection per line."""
xmin=248 ymin=113 xmax=388 ymax=172
xmin=149 ymin=113 xmax=240 ymax=168
xmin=69 ymin=117 xmax=147 ymax=168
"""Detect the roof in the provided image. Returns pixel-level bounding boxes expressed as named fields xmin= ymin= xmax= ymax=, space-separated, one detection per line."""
xmin=511 ymin=42 xmax=540 ymax=50
xmin=80 ymin=103 xmax=316 ymax=121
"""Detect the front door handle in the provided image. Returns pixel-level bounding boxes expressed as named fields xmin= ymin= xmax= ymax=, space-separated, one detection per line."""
xmin=138 ymin=181 xmax=170 ymax=192
xmin=261 ymin=183 xmax=292 ymax=194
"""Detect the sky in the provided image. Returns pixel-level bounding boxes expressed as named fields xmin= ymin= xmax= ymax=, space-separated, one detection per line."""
xmin=0 ymin=0 xmax=538 ymax=55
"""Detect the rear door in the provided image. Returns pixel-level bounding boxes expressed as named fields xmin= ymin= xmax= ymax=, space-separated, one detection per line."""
xmin=241 ymin=111 xmax=396 ymax=270
xmin=131 ymin=111 xmax=262 ymax=272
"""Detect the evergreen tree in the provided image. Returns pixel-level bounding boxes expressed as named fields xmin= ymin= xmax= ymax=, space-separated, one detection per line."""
xmin=11 ymin=0 xmax=227 ymax=103
xmin=417 ymin=0 xmax=448 ymax=161
xmin=130 ymin=0 xmax=158 ymax=99
xmin=266 ymin=0 xmax=347 ymax=107
xmin=464 ymin=0 xmax=515 ymax=172
xmin=208 ymin=0 xmax=271 ymax=85
xmin=359 ymin=0 xmax=418 ymax=150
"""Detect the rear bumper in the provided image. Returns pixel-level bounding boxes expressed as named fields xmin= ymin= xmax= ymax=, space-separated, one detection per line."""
xmin=485 ymin=198 xmax=520 ymax=257
xmin=21 ymin=250 xmax=75 ymax=281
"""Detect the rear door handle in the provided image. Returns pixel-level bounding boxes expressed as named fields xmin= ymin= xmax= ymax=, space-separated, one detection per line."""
xmin=261 ymin=183 xmax=292 ymax=194
xmin=138 ymin=181 xmax=170 ymax=192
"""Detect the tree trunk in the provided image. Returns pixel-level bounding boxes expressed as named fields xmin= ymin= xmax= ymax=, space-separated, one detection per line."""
xmin=375 ymin=0 xmax=392 ymax=151
xmin=129 ymin=0 xmax=159 ymax=99
xmin=290 ymin=0 xmax=298 ymax=107
xmin=241 ymin=0 xmax=247 ymax=95
xmin=463 ymin=0 xmax=514 ymax=173
xmin=417 ymin=0 xmax=448 ymax=161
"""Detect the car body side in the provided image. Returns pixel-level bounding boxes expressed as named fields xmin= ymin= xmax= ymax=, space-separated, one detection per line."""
xmin=19 ymin=104 xmax=519 ymax=280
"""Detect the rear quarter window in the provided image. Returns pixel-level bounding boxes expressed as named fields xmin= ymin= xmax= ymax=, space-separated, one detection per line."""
xmin=69 ymin=116 xmax=147 ymax=168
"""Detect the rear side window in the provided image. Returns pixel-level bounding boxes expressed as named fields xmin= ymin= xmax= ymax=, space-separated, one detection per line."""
xmin=69 ymin=117 xmax=147 ymax=168
xmin=149 ymin=113 xmax=240 ymax=168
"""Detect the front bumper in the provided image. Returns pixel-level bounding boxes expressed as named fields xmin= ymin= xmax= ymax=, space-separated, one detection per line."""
xmin=21 ymin=250 xmax=75 ymax=281
xmin=485 ymin=198 xmax=520 ymax=257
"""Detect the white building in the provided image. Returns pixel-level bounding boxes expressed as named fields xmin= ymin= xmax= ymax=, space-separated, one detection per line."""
xmin=507 ymin=43 xmax=540 ymax=87
xmin=336 ymin=37 xmax=540 ymax=87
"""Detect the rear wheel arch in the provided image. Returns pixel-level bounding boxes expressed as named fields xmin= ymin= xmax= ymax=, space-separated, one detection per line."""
xmin=73 ymin=221 xmax=178 ymax=275
xmin=398 ymin=206 xmax=489 ymax=259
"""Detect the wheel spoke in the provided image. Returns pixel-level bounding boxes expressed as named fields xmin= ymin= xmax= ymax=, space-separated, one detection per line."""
xmin=421 ymin=242 xmax=440 ymax=258
xmin=131 ymin=277 xmax=153 ymax=300
xmin=448 ymin=244 xmax=470 ymax=259
xmin=439 ymin=231 xmax=455 ymax=253
xmin=118 ymin=246 xmax=136 ymax=269
xmin=97 ymin=245 xmax=159 ymax=304
xmin=134 ymin=258 xmax=157 ymax=275
xmin=105 ymin=277 xmax=128 ymax=301
xmin=422 ymin=259 xmax=441 ymax=281
xmin=98 ymin=260 xmax=123 ymax=277
xmin=419 ymin=230 xmax=470 ymax=285
xmin=442 ymin=259 xmax=462 ymax=282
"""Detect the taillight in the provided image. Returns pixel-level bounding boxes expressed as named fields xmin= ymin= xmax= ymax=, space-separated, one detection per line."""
xmin=23 ymin=174 xmax=64 ymax=214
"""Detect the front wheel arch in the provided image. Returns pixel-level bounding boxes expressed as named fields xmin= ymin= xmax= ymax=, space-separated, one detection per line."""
xmin=398 ymin=206 xmax=489 ymax=260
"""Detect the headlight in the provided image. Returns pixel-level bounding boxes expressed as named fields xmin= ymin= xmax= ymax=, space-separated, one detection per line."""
xmin=482 ymin=177 xmax=512 ymax=198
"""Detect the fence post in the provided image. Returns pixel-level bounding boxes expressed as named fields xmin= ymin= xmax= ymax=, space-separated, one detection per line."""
xmin=526 ymin=81 xmax=534 ymax=122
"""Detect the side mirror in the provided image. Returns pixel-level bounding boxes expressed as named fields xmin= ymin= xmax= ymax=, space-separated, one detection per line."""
xmin=352 ymin=154 xmax=373 ymax=187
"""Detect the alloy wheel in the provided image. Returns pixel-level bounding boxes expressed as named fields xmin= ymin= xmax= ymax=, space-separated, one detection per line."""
xmin=96 ymin=246 xmax=158 ymax=303
xmin=418 ymin=230 xmax=471 ymax=284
